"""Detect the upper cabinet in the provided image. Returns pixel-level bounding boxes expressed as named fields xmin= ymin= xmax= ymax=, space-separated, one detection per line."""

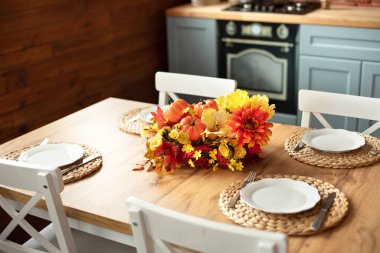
xmin=167 ymin=17 xmax=218 ymax=77
xmin=298 ymin=24 xmax=380 ymax=135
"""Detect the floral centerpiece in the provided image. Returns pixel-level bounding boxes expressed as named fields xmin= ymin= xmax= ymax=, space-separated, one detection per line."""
xmin=141 ymin=90 xmax=275 ymax=174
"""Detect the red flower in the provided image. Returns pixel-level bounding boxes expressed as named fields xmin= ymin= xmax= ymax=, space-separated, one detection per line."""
xmin=154 ymin=140 xmax=184 ymax=172
xmin=216 ymin=151 xmax=229 ymax=168
xmin=229 ymin=104 xmax=273 ymax=148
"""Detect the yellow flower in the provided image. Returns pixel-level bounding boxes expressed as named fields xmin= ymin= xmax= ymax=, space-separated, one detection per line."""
xmin=227 ymin=159 xmax=236 ymax=171
xmin=234 ymin=161 xmax=244 ymax=171
xmin=212 ymin=163 xmax=219 ymax=171
xmin=182 ymin=144 xmax=194 ymax=153
xmin=193 ymin=150 xmax=202 ymax=160
xmin=148 ymin=133 xmax=162 ymax=150
xmin=217 ymin=89 xmax=250 ymax=111
xmin=177 ymin=131 xmax=190 ymax=145
xmin=219 ymin=143 xmax=231 ymax=159
xmin=201 ymin=109 xmax=229 ymax=140
xmin=188 ymin=159 xmax=195 ymax=167
xmin=209 ymin=149 xmax=217 ymax=161
xmin=249 ymin=94 xmax=276 ymax=120
xmin=140 ymin=126 xmax=150 ymax=137
xmin=168 ymin=128 xmax=180 ymax=139
xmin=226 ymin=158 xmax=244 ymax=171
xmin=140 ymin=122 xmax=160 ymax=137
xmin=233 ymin=145 xmax=246 ymax=159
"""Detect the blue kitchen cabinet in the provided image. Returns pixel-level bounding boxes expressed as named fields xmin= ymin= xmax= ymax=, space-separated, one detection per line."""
xmin=298 ymin=24 xmax=380 ymax=136
xmin=298 ymin=55 xmax=361 ymax=130
xmin=359 ymin=62 xmax=380 ymax=136
xmin=167 ymin=17 xmax=218 ymax=77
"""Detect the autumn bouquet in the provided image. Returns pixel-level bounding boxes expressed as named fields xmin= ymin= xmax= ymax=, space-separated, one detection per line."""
xmin=141 ymin=90 xmax=275 ymax=174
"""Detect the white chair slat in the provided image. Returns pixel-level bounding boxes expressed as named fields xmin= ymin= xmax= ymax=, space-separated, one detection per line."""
xmin=312 ymin=112 xmax=333 ymax=129
xmin=127 ymin=196 xmax=287 ymax=253
xmin=0 ymin=159 xmax=136 ymax=253
xmin=155 ymin=71 xmax=237 ymax=105
xmin=299 ymin=89 xmax=380 ymax=134
xmin=363 ymin=121 xmax=380 ymax=135
xmin=0 ymin=193 xmax=43 ymax=240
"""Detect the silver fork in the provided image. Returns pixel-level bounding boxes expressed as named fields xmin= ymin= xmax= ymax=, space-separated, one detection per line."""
xmin=227 ymin=171 xmax=256 ymax=208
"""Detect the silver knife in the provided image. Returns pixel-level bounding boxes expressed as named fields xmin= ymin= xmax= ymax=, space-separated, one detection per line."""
xmin=293 ymin=140 xmax=305 ymax=152
xmin=127 ymin=115 xmax=141 ymax=123
xmin=310 ymin=192 xmax=336 ymax=231
xmin=61 ymin=154 xmax=102 ymax=175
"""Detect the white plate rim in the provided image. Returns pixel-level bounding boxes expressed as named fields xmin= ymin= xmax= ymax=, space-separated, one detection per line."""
xmin=240 ymin=178 xmax=321 ymax=214
xmin=18 ymin=143 xmax=84 ymax=167
xmin=301 ymin=128 xmax=365 ymax=153
xmin=139 ymin=105 xmax=170 ymax=122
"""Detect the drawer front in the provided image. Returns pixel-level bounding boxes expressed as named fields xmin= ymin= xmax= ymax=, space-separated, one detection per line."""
xmin=300 ymin=25 xmax=380 ymax=62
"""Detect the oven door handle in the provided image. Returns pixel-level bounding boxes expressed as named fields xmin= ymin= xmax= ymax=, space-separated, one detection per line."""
xmin=222 ymin=38 xmax=294 ymax=48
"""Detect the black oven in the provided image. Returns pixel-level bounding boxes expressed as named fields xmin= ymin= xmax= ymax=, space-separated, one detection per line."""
xmin=218 ymin=20 xmax=298 ymax=115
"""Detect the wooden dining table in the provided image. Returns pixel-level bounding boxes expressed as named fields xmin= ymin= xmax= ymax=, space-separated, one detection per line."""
xmin=1 ymin=97 xmax=379 ymax=253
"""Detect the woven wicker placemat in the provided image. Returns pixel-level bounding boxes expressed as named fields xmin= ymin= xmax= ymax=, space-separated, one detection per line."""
xmin=219 ymin=174 xmax=349 ymax=236
xmin=119 ymin=107 xmax=151 ymax=135
xmin=3 ymin=144 xmax=102 ymax=184
xmin=284 ymin=130 xmax=380 ymax=169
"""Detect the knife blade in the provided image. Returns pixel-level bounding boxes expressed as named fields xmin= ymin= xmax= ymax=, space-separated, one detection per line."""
xmin=293 ymin=140 xmax=305 ymax=152
xmin=127 ymin=115 xmax=141 ymax=123
xmin=61 ymin=154 xmax=101 ymax=175
xmin=310 ymin=192 xmax=336 ymax=231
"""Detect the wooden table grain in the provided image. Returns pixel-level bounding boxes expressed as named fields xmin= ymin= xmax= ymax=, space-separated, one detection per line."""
xmin=1 ymin=97 xmax=379 ymax=253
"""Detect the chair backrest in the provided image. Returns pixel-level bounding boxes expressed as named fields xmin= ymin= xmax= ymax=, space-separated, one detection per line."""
xmin=126 ymin=196 xmax=287 ymax=253
xmin=155 ymin=72 xmax=237 ymax=105
xmin=299 ymin=89 xmax=380 ymax=134
xmin=0 ymin=158 xmax=77 ymax=253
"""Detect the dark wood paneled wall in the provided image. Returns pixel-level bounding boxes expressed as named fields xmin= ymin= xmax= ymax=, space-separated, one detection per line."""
xmin=0 ymin=0 xmax=187 ymax=144
xmin=0 ymin=0 xmax=187 ymax=244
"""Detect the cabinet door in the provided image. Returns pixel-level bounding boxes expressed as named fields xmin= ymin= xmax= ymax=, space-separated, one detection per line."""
xmin=167 ymin=17 xmax=217 ymax=77
xmin=359 ymin=61 xmax=380 ymax=137
xmin=300 ymin=25 xmax=380 ymax=62
xmin=298 ymin=55 xmax=361 ymax=130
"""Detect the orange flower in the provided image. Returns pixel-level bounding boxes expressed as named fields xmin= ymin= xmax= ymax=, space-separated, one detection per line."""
xmin=229 ymin=103 xmax=273 ymax=148
xmin=151 ymin=106 xmax=168 ymax=129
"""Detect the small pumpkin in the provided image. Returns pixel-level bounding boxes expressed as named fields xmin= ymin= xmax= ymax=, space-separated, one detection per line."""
xmin=164 ymin=99 xmax=189 ymax=124
xmin=194 ymin=99 xmax=218 ymax=118
xmin=180 ymin=116 xmax=206 ymax=141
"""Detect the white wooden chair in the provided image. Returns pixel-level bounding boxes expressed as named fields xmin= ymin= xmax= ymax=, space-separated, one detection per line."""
xmin=126 ymin=196 xmax=287 ymax=253
xmin=299 ymin=89 xmax=380 ymax=135
xmin=155 ymin=72 xmax=237 ymax=105
xmin=0 ymin=158 xmax=136 ymax=253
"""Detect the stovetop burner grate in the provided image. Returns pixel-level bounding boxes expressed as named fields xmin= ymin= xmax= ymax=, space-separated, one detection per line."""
xmin=224 ymin=1 xmax=321 ymax=15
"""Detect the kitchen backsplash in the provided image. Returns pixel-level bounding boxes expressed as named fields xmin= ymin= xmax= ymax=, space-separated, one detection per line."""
xmin=331 ymin=0 xmax=380 ymax=6
xmin=225 ymin=0 xmax=380 ymax=7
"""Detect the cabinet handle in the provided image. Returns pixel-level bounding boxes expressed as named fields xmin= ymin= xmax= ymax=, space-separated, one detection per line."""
xmin=222 ymin=38 xmax=294 ymax=48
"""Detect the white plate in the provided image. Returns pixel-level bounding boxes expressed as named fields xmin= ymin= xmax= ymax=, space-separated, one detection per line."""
xmin=18 ymin=143 xmax=84 ymax=167
xmin=302 ymin=129 xmax=365 ymax=153
xmin=240 ymin=178 xmax=320 ymax=214
xmin=139 ymin=105 xmax=170 ymax=122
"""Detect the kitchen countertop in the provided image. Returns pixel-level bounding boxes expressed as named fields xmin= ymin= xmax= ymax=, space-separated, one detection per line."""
xmin=166 ymin=3 xmax=380 ymax=29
